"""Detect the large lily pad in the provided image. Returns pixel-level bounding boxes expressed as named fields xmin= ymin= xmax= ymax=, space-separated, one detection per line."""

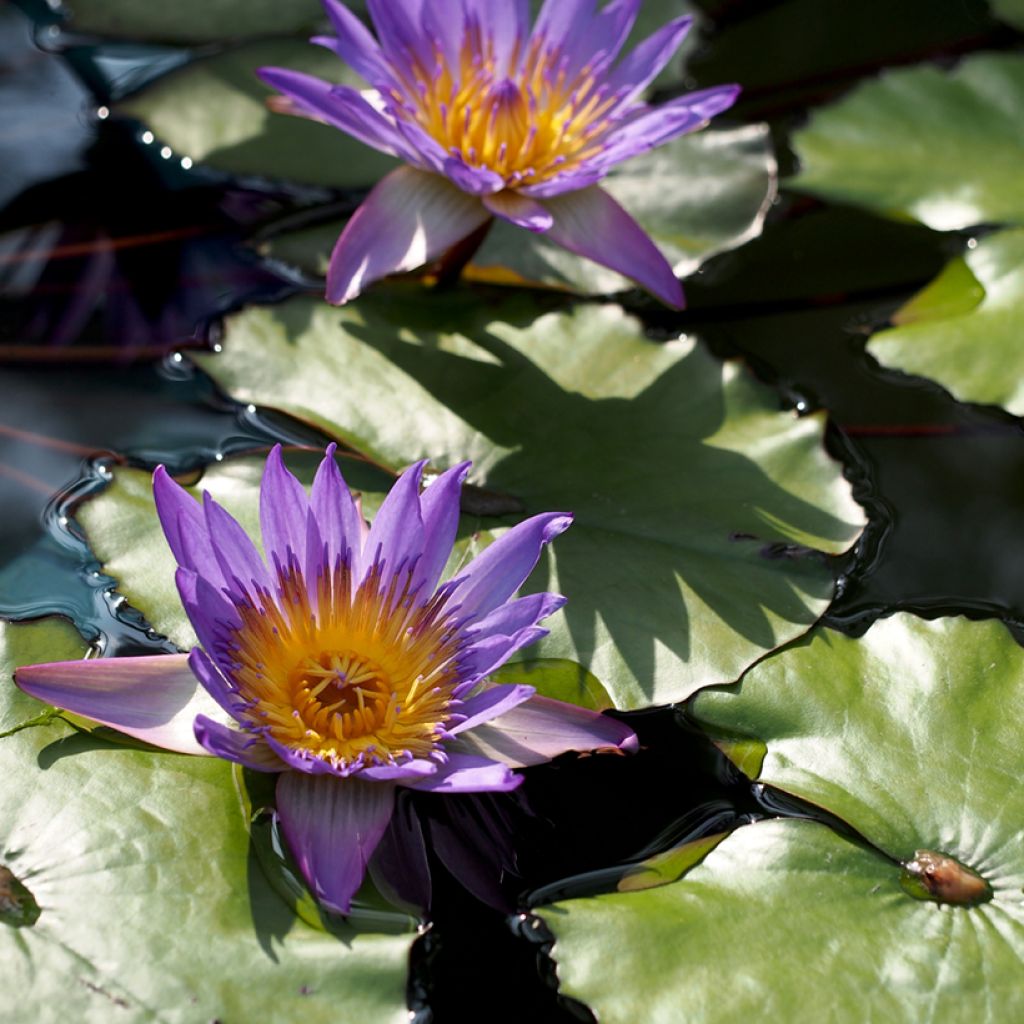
xmin=868 ymin=229 xmax=1024 ymax=416
xmin=693 ymin=614 xmax=1024 ymax=858
xmin=118 ymin=39 xmax=398 ymax=189
xmin=188 ymin=291 xmax=864 ymax=708
xmin=0 ymin=618 xmax=88 ymax=735
xmin=0 ymin=618 xmax=413 ymax=1023
xmin=268 ymin=126 xmax=777 ymax=300
xmin=58 ymin=0 xmax=335 ymax=43
xmin=541 ymin=817 xmax=1024 ymax=1024
xmin=541 ymin=614 xmax=1024 ymax=1022
xmin=791 ymin=53 xmax=1024 ymax=230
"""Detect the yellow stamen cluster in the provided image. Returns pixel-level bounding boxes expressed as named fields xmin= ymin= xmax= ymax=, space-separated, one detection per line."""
xmin=394 ymin=30 xmax=618 ymax=186
xmin=227 ymin=561 xmax=461 ymax=770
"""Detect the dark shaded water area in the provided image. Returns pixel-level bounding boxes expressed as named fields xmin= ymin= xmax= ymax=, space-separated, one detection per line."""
xmin=2 ymin=0 xmax=1024 ymax=1020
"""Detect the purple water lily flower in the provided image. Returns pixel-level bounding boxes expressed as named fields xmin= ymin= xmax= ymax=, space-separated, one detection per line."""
xmin=16 ymin=446 xmax=635 ymax=914
xmin=258 ymin=0 xmax=740 ymax=308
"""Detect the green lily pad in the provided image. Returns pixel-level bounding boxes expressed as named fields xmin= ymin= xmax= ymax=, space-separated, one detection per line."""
xmin=77 ymin=449 xmax=496 ymax=652
xmin=118 ymin=39 xmax=399 ymax=189
xmin=267 ymin=126 xmax=777 ymax=300
xmin=59 ymin=0 xmax=333 ymax=43
xmin=868 ymin=229 xmax=1024 ymax=416
xmin=694 ymin=614 xmax=1024 ymax=862
xmin=188 ymin=290 xmax=864 ymax=708
xmin=991 ymin=0 xmax=1024 ymax=29
xmin=0 ymin=618 xmax=89 ymax=736
xmin=540 ymin=816 xmax=1024 ymax=1024
xmin=489 ymin=659 xmax=614 ymax=712
xmin=791 ymin=53 xmax=1024 ymax=230
xmin=0 ymin=619 xmax=413 ymax=1023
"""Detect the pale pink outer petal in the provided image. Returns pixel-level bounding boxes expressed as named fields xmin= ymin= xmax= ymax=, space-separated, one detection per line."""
xmin=543 ymin=185 xmax=684 ymax=308
xmin=15 ymin=654 xmax=218 ymax=756
xmin=326 ymin=165 xmax=491 ymax=304
xmin=453 ymin=694 xmax=638 ymax=767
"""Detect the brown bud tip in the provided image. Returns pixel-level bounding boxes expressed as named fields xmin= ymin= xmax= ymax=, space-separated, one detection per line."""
xmin=903 ymin=850 xmax=992 ymax=907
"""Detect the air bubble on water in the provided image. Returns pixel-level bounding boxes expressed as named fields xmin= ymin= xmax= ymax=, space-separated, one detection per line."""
xmin=141 ymin=130 xmax=154 ymax=144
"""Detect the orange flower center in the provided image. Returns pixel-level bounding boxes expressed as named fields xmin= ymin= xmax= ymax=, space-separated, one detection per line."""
xmin=226 ymin=561 xmax=461 ymax=770
xmin=393 ymin=30 xmax=618 ymax=186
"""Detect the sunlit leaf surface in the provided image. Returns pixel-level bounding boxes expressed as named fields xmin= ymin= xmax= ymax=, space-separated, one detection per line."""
xmin=541 ymin=817 xmax=1024 ymax=1024
xmin=542 ymin=615 xmax=1024 ymax=1022
xmin=869 ymin=230 xmax=1024 ymax=415
xmin=184 ymin=291 xmax=864 ymax=708
xmin=792 ymin=53 xmax=1024 ymax=230
xmin=0 ymin=617 xmax=413 ymax=1023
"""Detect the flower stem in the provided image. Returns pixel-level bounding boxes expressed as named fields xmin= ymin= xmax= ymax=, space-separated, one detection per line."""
xmin=432 ymin=219 xmax=493 ymax=290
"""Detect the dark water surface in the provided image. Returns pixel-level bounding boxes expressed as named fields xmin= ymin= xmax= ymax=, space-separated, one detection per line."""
xmin=2 ymin=0 xmax=1023 ymax=1020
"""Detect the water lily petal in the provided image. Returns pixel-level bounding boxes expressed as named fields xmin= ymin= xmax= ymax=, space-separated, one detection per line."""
xmin=193 ymin=714 xmax=285 ymax=771
xmin=202 ymin=493 xmax=274 ymax=599
xmin=415 ymin=461 xmax=471 ymax=595
xmin=275 ymin=772 xmax=396 ymax=914
xmin=176 ymin=569 xmax=242 ymax=678
xmin=456 ymin=627 xmax=550 ymax=687
xmin=153 ymin=466 xmax=226 ymax=589
xmin=405 ymin=752 xmax=523 ymax=793
xmin=455 ymin=694 xmax=638 ymax=767
xmin=15 ymin=654 xmax=214 ymax=756
xmin=368 ymin=793 xmax=433 ymax=913
xmin=187 ymin=647 xmax=243 ymax=718
xmin=465 ymin=592 xmax=566 ymax=639
xmin=260 ymin=444 xmax=311 ymax=577
xmin=606 ymin=15 xmax=694 ymax=108
xmin=256 ymin=68 xmax=412 ymax=160
xmin=308 ymin=443 xmax=365 ymax=581
xmin=462 ymin=0 xmax=529 ymax=75
xmin=450 ymin=683 xmax=535 ymax=735
xmin=544 ymin=185 xmax=684 ymax=308
xmin=596 ymin=86 xmax=741 ymax=168
xmin=314 ymin=0 xmax=395 ymax=89
xmin=326 ymin=165 xmax=490 ymax=304
xmin=362 ymin=461 xmax=425 ymax=582
xmin=483 ymin=191 xmax=554 ymax=232
xmin=448 ymin=511 xmax=573 ymax=622
xmin=443 ymin=156 xmax=506 ymax=196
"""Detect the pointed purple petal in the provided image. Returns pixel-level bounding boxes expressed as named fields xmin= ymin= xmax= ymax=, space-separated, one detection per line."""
xmin=462 ymin=0 xmax=529 ymax=74
xmin=326 ymin=166 xmax=490 ymax=304
xmin=544 ymin=186 xmax=683 ymax=308
xmin=193 ymin=715 xmax=285 ymax=771
xmin=456 ymin=695 xmax=638 ymax=767
xmin=405 ymin=752 xmax=523 ymax=793
xmin=447 ymin=511 xmax=572 ymax=622
xmin=187 ymin=647 xmax=243 ymax=718
xmin=483 ymin=191 xmax=553 ymax=232
xmin=275 ymin=772 xmax=395 ymax=914
xmin=202 ymin=493 xmax=274 ymax=599
xmin=153 ymin=466 xmax=226 ymax=589
xmin=533 ymin=0 xmax=596 ymax=55
xmin=366 ymin=0 xmax=430 ymax=67
xmin=359 ymin=758 xmax=438 ymax=782
xmin=257 ymin=68 xmax=412 ymax=161
xmin=443 ymin=156 xmax=505 ymax=196
xmin=596 ymin=86 xmax=741 ymax=168
xmin=457 ymin=627 xmax=549 ymax=686
xmin=308 ymin=443 xmax=365 ymax=581
xmin=450 ymin=683 xmax=534 ymax=735
xmin=368 ymin=793 xmax=432 ymax=913
xmin=362 ymin=461 xmax=425 ymax=581
xmin=606 ymin=15 xmax=694 ymax=108
xmin=176 ymin=568 xmax=242 ymax=676
xmin=317 ymin=0 xmax=395 ymax=88
xmin=465 ymin=592 xmax=566 ymax=639
xmin=260 ymin=445 xmax=310 ymax=576
xmin=15 ymin=654 xmax=216 ymax=755
xmin=415 ymin=461 xmax=470 ymax=594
